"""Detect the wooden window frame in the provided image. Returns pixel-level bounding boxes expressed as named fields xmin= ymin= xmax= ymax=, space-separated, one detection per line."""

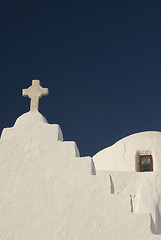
xmin=139 ymin=155 xmax=153 ymax=172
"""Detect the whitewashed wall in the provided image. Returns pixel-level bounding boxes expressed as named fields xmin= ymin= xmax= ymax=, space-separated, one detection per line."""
xmin=0 ymin=111 xmax=159 ymax=239
xmin=93 ymin=131 xmax=161 ymax=172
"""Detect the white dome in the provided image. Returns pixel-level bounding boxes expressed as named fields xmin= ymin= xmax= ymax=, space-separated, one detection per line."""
xmin=14 ymin=110 xmax=48 ymax=127
xmin=93 ymin=131 xmax=161 ymax=172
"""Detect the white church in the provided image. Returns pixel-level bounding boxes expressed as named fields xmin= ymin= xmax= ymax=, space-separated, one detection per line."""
xmin=0 ymin=80 xmax=161 ymax=239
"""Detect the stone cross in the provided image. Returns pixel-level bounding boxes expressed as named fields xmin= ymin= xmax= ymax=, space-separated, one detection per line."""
xmin=22 ymin=80 xmax=49 ymax=111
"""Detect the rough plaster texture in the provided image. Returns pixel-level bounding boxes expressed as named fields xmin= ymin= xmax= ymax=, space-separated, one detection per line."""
xmin=93 ymin=131 xmax=161 ymax=172
xmin=101 ymin=171 xmax=161 ymax=234
xmin=0 ymin=111 xmax=159 ymax=239
xmin=93 ymin=132 xmax=161 ymax=235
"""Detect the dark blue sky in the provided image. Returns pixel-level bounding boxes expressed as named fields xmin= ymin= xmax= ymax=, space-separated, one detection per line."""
xmin=0 ymin=0 xmax=161 ymax=156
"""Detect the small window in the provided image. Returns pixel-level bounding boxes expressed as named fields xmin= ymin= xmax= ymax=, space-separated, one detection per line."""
xmin=139 ymin=155 xmax=153 ymax=172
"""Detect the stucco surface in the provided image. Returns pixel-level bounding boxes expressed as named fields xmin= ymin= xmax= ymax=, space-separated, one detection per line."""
xmin=93 ymin=131 xmax=161 ymax=172
xmin=0 ymin=111 xmax=159 ymax=239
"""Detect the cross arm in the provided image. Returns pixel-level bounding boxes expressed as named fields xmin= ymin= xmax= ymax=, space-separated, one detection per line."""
xmin=22 ymin=88 xmax=30 ymax=97
xmin=39 ymin=87 xmax=49 ymax=98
